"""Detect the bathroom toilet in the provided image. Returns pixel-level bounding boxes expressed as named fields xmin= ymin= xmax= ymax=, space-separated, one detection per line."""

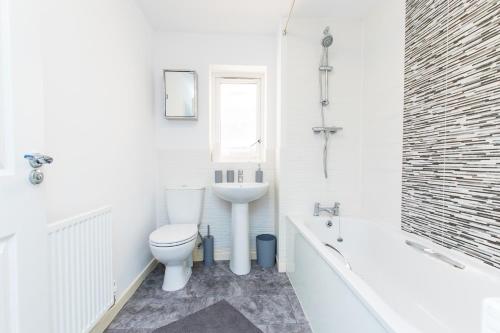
xmin=149 ymin=186 xmax=205 ymax=291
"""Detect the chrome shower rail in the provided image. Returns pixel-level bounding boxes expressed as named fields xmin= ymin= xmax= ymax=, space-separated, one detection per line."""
xmin=325 ymin=243 xmax=352 ymax=270
xmin=282 ymin=0 xmax=296 ymax=36
xmin=405 ymin=240 xmax=466 ymax=270
xmin=315 ymin=27 xmax=336 ymax=179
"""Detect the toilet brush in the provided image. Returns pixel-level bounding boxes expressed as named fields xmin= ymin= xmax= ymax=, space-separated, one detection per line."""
xmin=203 ymin=225 xmax=214 ymax=267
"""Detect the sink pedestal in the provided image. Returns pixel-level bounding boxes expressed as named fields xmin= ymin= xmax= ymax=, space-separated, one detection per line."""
xmin=211 ymin=182 xmax=269 ymax=276
xmin=229 ymin=203 xmax=250 ymax=275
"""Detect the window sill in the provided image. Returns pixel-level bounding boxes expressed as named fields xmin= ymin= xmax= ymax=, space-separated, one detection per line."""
xmin=211 ymin=160 xmax=265 ymax=165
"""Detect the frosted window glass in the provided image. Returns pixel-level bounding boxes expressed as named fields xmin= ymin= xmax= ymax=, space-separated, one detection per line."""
xmin=219 ymin=83 xmax=258 ymax=155
xmin=211 ymin=72 xmax=264 ymax=163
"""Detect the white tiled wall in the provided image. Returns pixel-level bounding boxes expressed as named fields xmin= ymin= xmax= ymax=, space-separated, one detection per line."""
xmin=154 ymin=31 xmax=277 ymax=257
xmin=157 ymin=149 xmax=276 ymax=253
xmin=153 ymin=6 xmax=405 ymax=264
xmin=276 ymin=7 xmax=405 ymax=266
xmin=277 ymin=18 xmax=365 ymax=265
xmin=360 ymin=0 xmax=405 ymax=229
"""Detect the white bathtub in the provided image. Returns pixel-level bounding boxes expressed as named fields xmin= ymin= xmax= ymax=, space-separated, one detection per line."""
xmin=286 ymin=215 xmax=500 ymax=333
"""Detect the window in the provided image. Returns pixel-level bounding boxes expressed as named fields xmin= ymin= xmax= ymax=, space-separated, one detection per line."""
xmin=210 ymin=67 xmax=266 ymax=163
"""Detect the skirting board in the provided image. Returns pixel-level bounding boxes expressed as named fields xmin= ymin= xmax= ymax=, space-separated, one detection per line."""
xmin=192 ymin=248 xmax=257 ymax=262
xmin=277 ymin=256 xmax=286 ymax=272
xmin=193 ymin=249 xmax=283 ymax=269
xmin=89 ymin=259 xmax=158 ymax=333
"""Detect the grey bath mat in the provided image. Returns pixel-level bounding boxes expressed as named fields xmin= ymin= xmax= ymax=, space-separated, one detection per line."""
xmin=152 ymin=300 xmax=262 ymax=333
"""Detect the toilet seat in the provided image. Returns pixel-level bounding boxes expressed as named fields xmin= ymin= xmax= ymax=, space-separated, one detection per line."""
xmin=149 ymin=224 xmax=198 ymax=247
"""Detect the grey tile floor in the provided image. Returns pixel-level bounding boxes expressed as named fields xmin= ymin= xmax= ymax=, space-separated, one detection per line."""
xmin=105 ymin=261 xmax=311 ymax=333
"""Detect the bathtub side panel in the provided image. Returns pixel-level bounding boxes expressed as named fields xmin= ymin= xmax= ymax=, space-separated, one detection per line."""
xmin=287 ymin=223 xmax=388 ymax=333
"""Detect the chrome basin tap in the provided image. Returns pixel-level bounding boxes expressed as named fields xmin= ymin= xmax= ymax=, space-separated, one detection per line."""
xmin=314 ymin=202 xmax=340 ymax=216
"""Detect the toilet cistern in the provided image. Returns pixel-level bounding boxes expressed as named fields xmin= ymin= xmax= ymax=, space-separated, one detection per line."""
xmin=212 ymin=182 xmax=269 ymax=275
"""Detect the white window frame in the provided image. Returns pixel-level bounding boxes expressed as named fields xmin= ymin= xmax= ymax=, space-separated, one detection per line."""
xmin=210 ymin=69 xmax=266 ymax=163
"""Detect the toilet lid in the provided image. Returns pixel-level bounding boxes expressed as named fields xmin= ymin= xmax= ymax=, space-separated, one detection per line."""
xmin=149 ymin=224 xmax=197 ymax=246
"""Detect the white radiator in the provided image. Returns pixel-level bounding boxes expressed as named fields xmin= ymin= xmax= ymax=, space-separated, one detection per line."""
xmin=48 ymin=207 xmax=113 ymax=333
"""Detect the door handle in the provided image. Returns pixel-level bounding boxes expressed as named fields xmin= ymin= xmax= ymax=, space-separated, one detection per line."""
xmin=23 ymin=153 xmax=53 ymax=185
xmin=24 ymin=153 xmax=53 ymax=168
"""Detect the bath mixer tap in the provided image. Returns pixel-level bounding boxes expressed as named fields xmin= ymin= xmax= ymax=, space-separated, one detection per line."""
xmin=314 ymin=202 xmax=340 ymax=216
xmin=238 ymin=170 xmax=244 ymax=183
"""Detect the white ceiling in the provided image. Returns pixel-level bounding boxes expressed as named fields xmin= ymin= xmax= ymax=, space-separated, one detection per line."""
xmin=135 ymin=0 xmax=377 ymax=34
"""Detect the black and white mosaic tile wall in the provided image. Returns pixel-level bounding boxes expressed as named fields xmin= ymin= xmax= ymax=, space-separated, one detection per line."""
xmin=402 ymin=0 xmax=500 ymax=268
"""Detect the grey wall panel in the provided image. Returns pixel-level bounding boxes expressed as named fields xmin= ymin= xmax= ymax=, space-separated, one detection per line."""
xmin=402 ymin=0 xmax=500 ymax=268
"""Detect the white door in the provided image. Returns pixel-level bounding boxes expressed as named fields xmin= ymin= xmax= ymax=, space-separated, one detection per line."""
xmin=0 ymin=0 xmax=50 ymax=332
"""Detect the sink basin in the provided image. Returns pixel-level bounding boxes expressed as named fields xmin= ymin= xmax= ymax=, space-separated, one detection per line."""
xmin=212 ymin=182 xmax=269 ymax=275
xmin=212 ymin=182 xmax=269 ymax=204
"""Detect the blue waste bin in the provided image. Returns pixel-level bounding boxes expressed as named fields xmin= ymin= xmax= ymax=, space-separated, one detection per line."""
xmin=256 ymin=234 xmax=276 ymax=268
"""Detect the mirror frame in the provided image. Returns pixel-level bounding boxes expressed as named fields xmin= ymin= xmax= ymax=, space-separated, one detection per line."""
xmin=163 ymin=69 xmax=198 ymax=120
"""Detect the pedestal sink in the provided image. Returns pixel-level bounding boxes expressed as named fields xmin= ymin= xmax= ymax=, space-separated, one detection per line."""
xmin=212 ymin=182 xmax=269 ymax=275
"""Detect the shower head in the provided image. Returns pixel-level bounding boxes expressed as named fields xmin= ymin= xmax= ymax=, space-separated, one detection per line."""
xmin=322 ymin=26 xmax=333 ymax=48
xmin=322 ymin=34 xmax=333 ymax=48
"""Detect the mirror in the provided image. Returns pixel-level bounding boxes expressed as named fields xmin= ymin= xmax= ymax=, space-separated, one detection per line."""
xmin=163 ymin=70 xmax=198 ymax=119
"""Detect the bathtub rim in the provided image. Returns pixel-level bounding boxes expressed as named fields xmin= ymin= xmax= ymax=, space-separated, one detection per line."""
xmin=286 ymin=215 xmax=421 ymax=333
xmin=288 ymin=215 xmax=500 ymax=281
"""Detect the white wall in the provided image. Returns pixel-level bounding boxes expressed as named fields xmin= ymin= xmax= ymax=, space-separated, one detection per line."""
xmin=360 ymin=1 xmax=405 ymax=228
xmin=41 ymin=0 xmax=156 ymax=297
xmin=154 ymin=32 xmax=277 ymax=257
xmin=277 ymin=18 xmax=365 ymax=264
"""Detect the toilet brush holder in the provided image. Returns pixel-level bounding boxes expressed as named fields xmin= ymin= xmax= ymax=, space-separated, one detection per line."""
xmin=203 ymin=225 xmax=214 ymax=267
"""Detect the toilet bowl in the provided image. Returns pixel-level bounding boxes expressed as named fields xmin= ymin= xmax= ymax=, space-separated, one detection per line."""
xmin=149 ymin=186 xmax=205 ymax=291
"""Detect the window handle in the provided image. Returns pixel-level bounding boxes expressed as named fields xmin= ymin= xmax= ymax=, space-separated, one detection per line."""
xmin=249 ymin=138 xmax=262 ymax=147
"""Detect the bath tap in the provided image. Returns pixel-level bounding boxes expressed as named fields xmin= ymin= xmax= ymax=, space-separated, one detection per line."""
xmin=314 ymin=202 xmax=340 ymax=216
